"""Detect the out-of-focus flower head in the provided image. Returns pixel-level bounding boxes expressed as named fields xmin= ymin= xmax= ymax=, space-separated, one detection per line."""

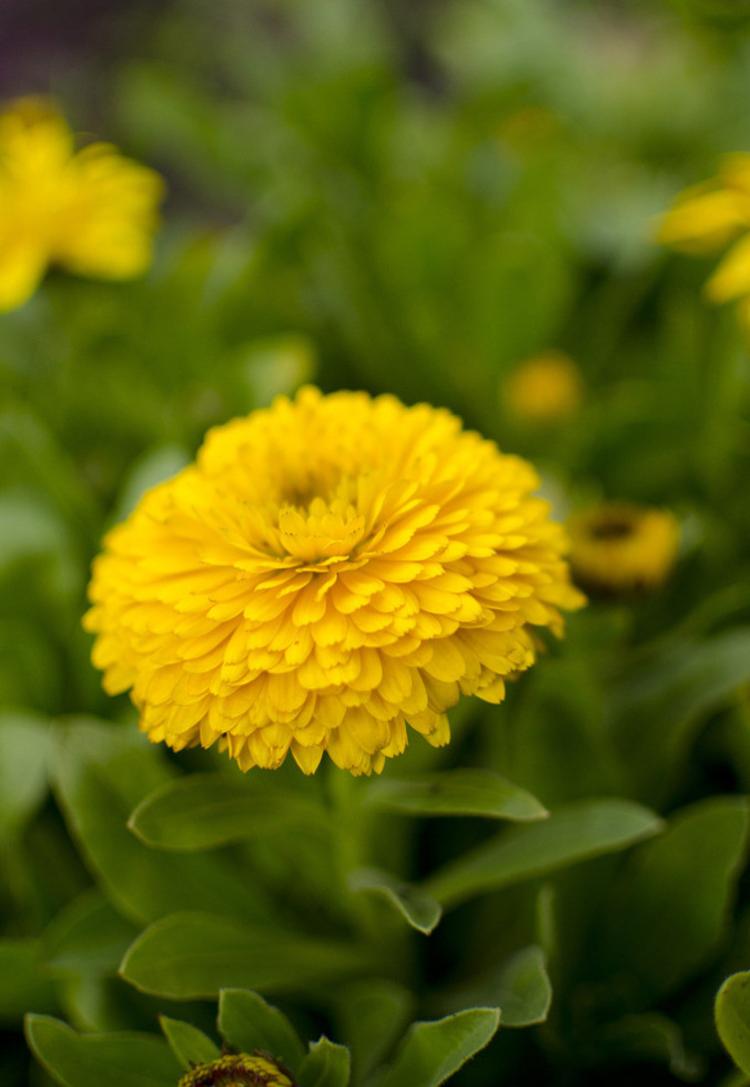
xmin=178 ymin=1053 xmax=294 ymax=1087
xmin=85 ymin=387 xmax=584 ymax=776
xmin=503 ymin=351 xmax=583 ymax=424
xmin=568 ymin=502 xmax=680 ymax=593
xmin=658 ymin=154 xmax=750 ymax=325
xmin=0 ymin=96 xmax=163 ymax=312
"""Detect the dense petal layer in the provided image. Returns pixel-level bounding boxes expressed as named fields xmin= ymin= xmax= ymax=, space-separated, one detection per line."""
xmin=86 ymin=388 xmax=584 ymax=774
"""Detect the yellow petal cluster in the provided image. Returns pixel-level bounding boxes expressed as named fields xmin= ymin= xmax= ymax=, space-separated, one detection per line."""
xmin=503 ymin=351 xmax=583 ymax=423
xmin=658 ymin=154 xmax=750 ymax=320
xmin=85 ymin=388 xmax=584 ymax=775
xmin=0 ymin=97 xmax=163 ymax=312
xmin=178 ymin=1053 xmax=294 ymax=1087
xmin=568 ymin=502 xmax=679 ymax=593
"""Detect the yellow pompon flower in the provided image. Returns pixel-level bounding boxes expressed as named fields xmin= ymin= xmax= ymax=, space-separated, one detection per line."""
xmin=657 ymin=154 xmax=750 ymax=310
xmin=503 ymin=351 xmax=583 ymax=423
xmin=568 ymin=503 xmax=679 ymax=593
xmin=178 ymin=1053 xmax=294 ymax=1087
xmin=0 ymin=97 xmax=163 ymax=312
xmin=85 ymin=388 xmax=584 ymax=776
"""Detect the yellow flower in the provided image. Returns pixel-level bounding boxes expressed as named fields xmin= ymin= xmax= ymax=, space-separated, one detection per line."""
xmin=657 ymin=154 xmax=750 ymax=315
xmin=85 ymin=388 xmax=584 ymax=776
xmin=503 ymin=352 xmax=583 ymax=423
xmin=568 ymin=503 xmax=679 ymax=593
xmin=178 ymin=1053 xmax=294 ymax=1087
xmin=0 ymin=97 xmax=163 ymax=312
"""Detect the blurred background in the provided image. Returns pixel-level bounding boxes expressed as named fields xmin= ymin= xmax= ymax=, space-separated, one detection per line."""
xmin=4 ymin=1 xmax=750 ymax=1084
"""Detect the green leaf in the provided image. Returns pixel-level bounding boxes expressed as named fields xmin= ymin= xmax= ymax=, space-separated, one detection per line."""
xmin=445 ymin=947 xmax=551 ymax=1029
xmin=717 ymin=972 xmax=750 ymax=1076
xmin=120 ymin=912 xmax=369 ymax=999
xmin=425 ymin=799 xmax=662 ymax=907
xmin=598 ymin=1014 xmax=700 ymax=1080
xmin=336 ymin=980 xmax=414 ymax=1085
xmin=129 ymin=773 xmax=329 ymax=851
xmin=298 ymin=1038 xmax=351 ymax=1087
xmin=52 ymin=721 xmax=270 ymax=924
xmin=44 ymin=891 xmax=138 ymax=978
xmin=379 ymin=1009 xmax=500 ymax=1087
xmin=0 ymin=940 xmax=58 ymax=1021
xmin=159 ymin=1017 xmax=220 ymax=1070
xmin=596 ymin=797 xmax=749 ymax=1001
xmin=218 ymin=989 xmax=305 ymax=1071
xmin=25 ymin=1015 xmax=180 ymax=1087
xmin=0 ymin=711 xmax=52 ymax=835
xmin=364 ymin=769 xmax=547 ymax=822
xmin=614 ymin=629 xmax=750 ymax=799
xmin=492 ymin=947 xmax=551 ymax=1028
xmin=348 ymin=868 xmax=442 ymax=935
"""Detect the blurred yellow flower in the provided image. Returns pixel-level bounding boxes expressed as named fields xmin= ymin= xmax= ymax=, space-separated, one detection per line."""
xmin=0 ymin=97 xmax=163 ymax=312
xmin=658 ymin=154 xmax=750 ymax=319
xmin=179 ymin=1053 xmax=294 ymax=1087
xmin=85 ymin=387 xmax=584 ymax=776
xmin=503 ymin=351 xmax=583 ymax=423
xmin=568 ymin=503 xmax=679 ymax=593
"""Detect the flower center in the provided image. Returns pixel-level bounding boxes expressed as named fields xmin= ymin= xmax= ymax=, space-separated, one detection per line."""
xmin=178 ymin=1054 xmax=294 ymax=1087
xmin=589 ymin=518 xmax=634 ymax=541
xmin=274 ymin=473 xmax=366 ymax=562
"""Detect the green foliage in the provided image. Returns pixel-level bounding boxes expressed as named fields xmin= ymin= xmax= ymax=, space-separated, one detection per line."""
xmin=425 ymin=798 xmax=662 ymax=906
xmin=378 ymin=1009 xmax=501 ymax=1087
xmin=363 ymin=769 xmax=548 ymax=821
xmin=717 ymin=972 xmax=750 ymax=1076
xmin=218 ymin=989 xmax=306 ymax=1070
xmin=120 ymin=912 xmax=370 ymax=999
xmin=25 ymin=1015 xmax=180 ymax=1087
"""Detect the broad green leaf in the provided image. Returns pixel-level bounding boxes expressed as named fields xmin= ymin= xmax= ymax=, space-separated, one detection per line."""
xmin=120 ymin=912 xmax=369 ymax=999
xmin=129 ymin=773 xmax=329 ymax=851
xmin=298 ymin=1038 xmax=351 ymax=1087
xmin=218 ymin=989 xmax=305 ymax=1071
xmin=364 ymin=769 xmax=547 ymax=822
xmin=614 ymin=629 xmax=750 ymax=799
xmin=596 ymin=797 xmax=749 ymax=1001
xmin=348 ymin=868 xmax=442 ymax=935
xmin=425 ymin=799 xmax=662 ymax=907
xmin=336 ymin=980 xmax=414 ymax=1084
xmin=444 ymin=947 xmax=551 ymax=1028
xmin=597 ymin=1014 xmax=699 ymax=1080
xmin=44 ymin=891 xmax=138 ymax=978
xmin=379 ymin=1009 xmax=500 ymax=1087
xmin=717 ymin=972 xmax=750 ymax=1075
xmin=25 ymin=1015 xmax=180 ymax=1087
xmin=492 ymin=947 xmax=551 ymax=1028
xmin=0 ymin=711 xmax=52 ymax=834
xmin=159 ymin=1017 xmax=220 ymax=1069
xmin=0 ymin=940 xmax=58 ymax=1021
xmin=52 ymin=721 xmax=270 ymax=924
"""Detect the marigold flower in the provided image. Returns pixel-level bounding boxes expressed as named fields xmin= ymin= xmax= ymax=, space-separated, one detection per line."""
xmin=85 ymin=388 xmax=584 ymax=775
xmin=658 ymin=154 xmax=750 ymax=318
xmin=503 ymin=351 xmax=583 ymax=423
xmin=178 ymin=1053 xmax=294 ymax=1087
xmin=568 ymin=502 xmax=679 ymax=593
xmin=0 ymin=97 xmax=163 ymax=312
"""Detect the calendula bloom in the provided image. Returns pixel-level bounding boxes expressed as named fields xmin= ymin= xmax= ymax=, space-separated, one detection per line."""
xmin=658 ymin=154 xmax=750 ymax=319
xmin=85 ymin=388 xmax=583 ymax=775
xmin=0 ymin=96 xmax=163 ymax=312
xmin=568 ymin=503 xmax=679 ymax=593
xmin=503 ymin=351 xmax=583 ymax=423
xmin=178 ymin=1053 xmax=294 ymax=1087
